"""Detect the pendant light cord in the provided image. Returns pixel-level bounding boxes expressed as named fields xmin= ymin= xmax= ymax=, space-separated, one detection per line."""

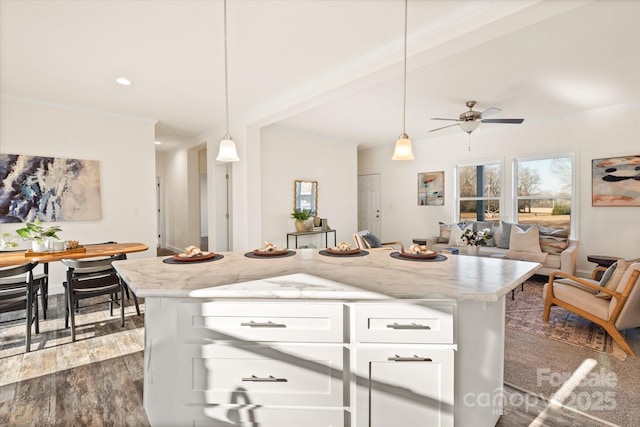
xmin=223 ymin=0 xmax=230 ymax=140
xmin=401 ymin=0 xmax=408 ymax=136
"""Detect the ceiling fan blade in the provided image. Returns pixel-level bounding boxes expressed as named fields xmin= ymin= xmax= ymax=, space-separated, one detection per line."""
xmin=429 ymin=123 xmax=459 ymax=132
xmin=479 ymin=107 xmax=501 ymax=119
xmin=481 ymin=118 xmax=524 ymax=124
xmin=431 ymin=118 xmax=460 ymax=121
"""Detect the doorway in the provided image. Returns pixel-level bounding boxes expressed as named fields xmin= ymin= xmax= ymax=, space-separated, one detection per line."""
xmin=358 ymin=174 xmax=381 ymax=236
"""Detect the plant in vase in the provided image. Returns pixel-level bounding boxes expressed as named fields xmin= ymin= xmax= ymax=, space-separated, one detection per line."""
xmin=291 ymin=209 xmax=312 ymax=233
xmin=15 ymin=221 xmax=63 ymax=252
xmin=0 ymin=232 xmax=20 ymax=249
xmin=460 ymin=227 xmax=492 ymax=255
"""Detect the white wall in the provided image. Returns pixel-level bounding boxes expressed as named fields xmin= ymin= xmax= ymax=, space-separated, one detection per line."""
xmin=358 ymin=103 xmax=640 ymax=275
xmin=260 ymin=125 xmax=358 ymax=249
xmin=0 ymin=96 xmax=157 ymax=293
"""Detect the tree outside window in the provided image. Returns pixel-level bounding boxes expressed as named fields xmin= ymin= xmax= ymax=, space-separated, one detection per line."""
xmin=515 ymin=157 xmax=572 ymax=229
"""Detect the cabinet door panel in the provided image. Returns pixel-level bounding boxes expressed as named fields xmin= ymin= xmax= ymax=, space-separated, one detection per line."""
xmin=356 ymin=346 xmax=454 ymax=427
xmin=190 ymin=407 xmax=345 ymax=427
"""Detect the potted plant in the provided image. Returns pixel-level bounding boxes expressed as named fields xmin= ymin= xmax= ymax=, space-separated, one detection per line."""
xmin=291 ymin=208 xmax=312 ymax=233
xmin=15 ymin=221 xmax=63 ymax=252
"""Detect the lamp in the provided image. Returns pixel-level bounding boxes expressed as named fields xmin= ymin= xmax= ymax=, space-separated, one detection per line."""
xmin=392 ymin=0 xmax=414 ymax=161
xmin=216 ymin=0 xmax=240 ymax=163
xmin=459 ymin=121 xmax=480 ymax=134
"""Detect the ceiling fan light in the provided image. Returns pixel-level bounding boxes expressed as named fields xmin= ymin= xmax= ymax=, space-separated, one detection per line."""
xmin=459 ymin=121 xmax=480 ymax=134
xmin=216 ymin=137 xmax=240 ymax=162
xmin=392 ymin=134 xmax=414 ymax=161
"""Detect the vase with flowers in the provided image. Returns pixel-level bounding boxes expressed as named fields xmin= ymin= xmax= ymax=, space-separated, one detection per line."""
xmin=460 ymin=227 xmax=492 ymax=256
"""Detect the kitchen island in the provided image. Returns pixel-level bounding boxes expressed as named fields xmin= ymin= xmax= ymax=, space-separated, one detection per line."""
xmin=114 ymin=249 xmax=540 ymax=427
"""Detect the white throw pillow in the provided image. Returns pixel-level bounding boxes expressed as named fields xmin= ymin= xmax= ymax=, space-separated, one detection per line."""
xmin=449 ymin=223 xmax=473 ymax=247
xmin=509 ymin=225 xmax=542 ymax=252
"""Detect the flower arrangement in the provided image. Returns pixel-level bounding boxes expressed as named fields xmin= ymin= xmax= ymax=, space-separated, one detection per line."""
xmin=461 ymin=227 xmax=492 ymax=246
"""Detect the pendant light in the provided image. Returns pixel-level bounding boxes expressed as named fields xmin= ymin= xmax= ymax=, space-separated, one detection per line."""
xmin=216 ymin=0 xmax=240 ymax=162
xmin=392 ymin=0 xmax=414 ymax=161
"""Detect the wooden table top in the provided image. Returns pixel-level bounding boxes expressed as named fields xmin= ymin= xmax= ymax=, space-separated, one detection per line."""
xmin=0 ymin=242 xmax=149 ymax=267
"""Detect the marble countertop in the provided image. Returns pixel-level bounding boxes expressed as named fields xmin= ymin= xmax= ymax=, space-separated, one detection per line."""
xmin=113 ymin=249 xmax=541 ymax=302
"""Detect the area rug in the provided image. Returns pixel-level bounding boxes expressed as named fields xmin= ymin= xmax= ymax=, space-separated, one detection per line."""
xmin=505 ymin=280 xmax=628 ymax=361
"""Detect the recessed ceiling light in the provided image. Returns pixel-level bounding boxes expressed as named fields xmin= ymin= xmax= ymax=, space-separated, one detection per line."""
xmin=154 ymin=141 xmax=162 ymax=145
xmin=116 ymin=77 xmax=132 ymax=86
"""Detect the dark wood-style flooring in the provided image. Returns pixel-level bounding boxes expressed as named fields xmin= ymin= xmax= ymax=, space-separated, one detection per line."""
xmin=1 ymin=284 xmax=615 ymax=426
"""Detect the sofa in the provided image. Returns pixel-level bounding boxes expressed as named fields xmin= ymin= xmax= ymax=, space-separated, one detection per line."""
xmin=426 ymin=221 xmax=579 ymax=276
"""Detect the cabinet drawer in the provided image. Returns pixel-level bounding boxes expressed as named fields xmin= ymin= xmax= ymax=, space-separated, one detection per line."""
xmin=179 ymin=301 xmax=344 ymax=342
xmin=182 ymin=343 xmax=346 ymax=407
xmin=191 ymin=407 xmax=345 ymax=427
xmin=355 ymin=303 xmax=454 ymax=344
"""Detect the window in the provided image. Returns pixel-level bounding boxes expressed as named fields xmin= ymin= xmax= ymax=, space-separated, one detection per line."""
xmin=457 ymin=162 xmax=501 ymax=224
xmin=515 ymin=156 xmax=573 ymax=230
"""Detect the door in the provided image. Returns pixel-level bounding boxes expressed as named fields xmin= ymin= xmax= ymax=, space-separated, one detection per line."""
xmin=358 ymin=174 xmax=381 ymax=236
xmin=355 ymin=346 xmax=454 ymax=427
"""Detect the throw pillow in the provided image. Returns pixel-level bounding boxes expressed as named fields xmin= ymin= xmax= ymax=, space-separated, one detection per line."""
xmin=497 ymin=221 xmax=533 ymax=249
xmin=538 ymin=226 xmax=570 ymax=254
xmin=596 ymin=258 xmax=640 ymax=299
xmin=362 ymin=233 xmax=382 ymax=248
xmin=508 ymin=225 xmax=542 ymax=253
xmin=599 ymin=262 xmax=617 ymax=288
xmin=448 ymin=223 xmax=473 ymax=247
xmin=437 ymin=222 xmax=452 ymax=243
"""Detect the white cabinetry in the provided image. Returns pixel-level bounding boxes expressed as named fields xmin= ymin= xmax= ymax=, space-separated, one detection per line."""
xmin=354 ymin=303 xmax=455 ymax=427
xmin=145 ymin=298 xmax=455 ymax=427
xmin=172 ymin=300 xmax=346 ymax=427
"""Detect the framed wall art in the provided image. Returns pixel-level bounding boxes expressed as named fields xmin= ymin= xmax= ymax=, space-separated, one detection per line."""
xmin=0 ymin=153 xmax=102 ymax=222
xmin=418 ymin=171 xmax=444 ymax=206
xmin=592 ymin=155 xmax=640 ymax=206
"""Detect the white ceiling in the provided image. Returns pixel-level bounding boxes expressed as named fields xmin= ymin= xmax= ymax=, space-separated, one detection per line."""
xmin=1 ymin=0 xmax=639 ymax=152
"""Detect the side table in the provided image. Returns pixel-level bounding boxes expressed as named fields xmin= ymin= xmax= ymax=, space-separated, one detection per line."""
xmin=587 ymin=255 xmax=621 ymax=280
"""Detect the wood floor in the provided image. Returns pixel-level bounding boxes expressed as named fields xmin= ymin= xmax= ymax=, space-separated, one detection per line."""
xmin=0 ymin=294 xmax=150 ymax=426
xmin=1 ymin=293 xmax=616 ymax=426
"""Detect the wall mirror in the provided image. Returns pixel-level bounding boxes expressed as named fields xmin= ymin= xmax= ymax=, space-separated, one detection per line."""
xmin=294 ymin=180 xmax=318 ymax=214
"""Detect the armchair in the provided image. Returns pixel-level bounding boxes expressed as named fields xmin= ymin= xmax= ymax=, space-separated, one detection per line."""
xmin=353 ymin=230 xmax=404 ymax=252
xmin=543 ymin=262 xmax=640 ymax=356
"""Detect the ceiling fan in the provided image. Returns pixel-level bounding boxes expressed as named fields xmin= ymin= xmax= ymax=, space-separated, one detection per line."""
xmin=429 ymin=100 xmax=524 ymax=134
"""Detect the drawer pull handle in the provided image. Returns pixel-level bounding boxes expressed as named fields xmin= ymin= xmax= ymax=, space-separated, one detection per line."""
xmin=242 ymin=375 xmax=288 ymax=382
xmin=386 ymin=322 xmax=431 ymax=330
xmin=388 ymin=355 xmax=433 ymax=362
xmin=240 ymin=321 xmax=286 ymax=328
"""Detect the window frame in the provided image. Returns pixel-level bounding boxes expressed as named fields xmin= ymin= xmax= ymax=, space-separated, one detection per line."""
xmin=512 ymin=152 xmax=578 ymax=237
xmin=455 ymin=158 xmax=504 ymax=224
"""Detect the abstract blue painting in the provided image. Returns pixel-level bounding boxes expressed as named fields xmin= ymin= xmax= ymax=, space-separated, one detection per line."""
xmin=0 ymin=154 xmax=101 ymax=222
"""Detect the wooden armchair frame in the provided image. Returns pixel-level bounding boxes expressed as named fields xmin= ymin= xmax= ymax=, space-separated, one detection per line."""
xmin=543 ymin=267 xmax=640 ymax=356
xmin=352 ymin=232 xmax=404 ymax=252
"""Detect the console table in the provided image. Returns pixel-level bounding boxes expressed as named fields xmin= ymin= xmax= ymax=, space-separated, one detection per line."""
xmin=286 ymin=229 xmax=337 ymax=249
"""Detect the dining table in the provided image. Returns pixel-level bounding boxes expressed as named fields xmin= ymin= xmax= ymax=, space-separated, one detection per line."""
xmin=0 ymin=242 xmax=149 ymax=268
xmin=0 ymin=242 xmax=149 ymax=318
